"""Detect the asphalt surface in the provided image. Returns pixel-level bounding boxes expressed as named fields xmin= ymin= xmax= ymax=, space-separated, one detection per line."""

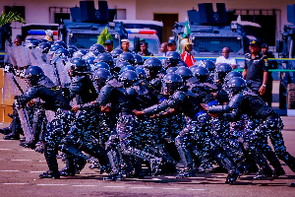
xmin=0 ymin=116 xmax=295 ymax=197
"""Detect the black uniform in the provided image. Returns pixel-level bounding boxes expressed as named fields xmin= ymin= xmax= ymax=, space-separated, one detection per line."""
xmin=208 ymin=87 xmax=288 ymax=176
xmin=244 ymin=52 xmax=269 ymax=100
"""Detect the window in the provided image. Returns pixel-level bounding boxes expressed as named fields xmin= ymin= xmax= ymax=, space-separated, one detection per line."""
xmin=49 ymin=7 xmax=70 ymax=23
xmin=116 ymin=9 xmax=126 ymax=20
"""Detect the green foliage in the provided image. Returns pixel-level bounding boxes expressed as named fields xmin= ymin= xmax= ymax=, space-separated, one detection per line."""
xmin=97 ymin=27 xmax=113 ymax=45
xmin=0 ymin=11 xmax=26 ymax=27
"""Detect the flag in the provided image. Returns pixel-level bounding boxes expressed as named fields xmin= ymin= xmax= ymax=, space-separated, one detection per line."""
xmin=183 ymin=17 xmax=191 ymax=38
xmin=177 ymin=36 xmax=182 ymax=53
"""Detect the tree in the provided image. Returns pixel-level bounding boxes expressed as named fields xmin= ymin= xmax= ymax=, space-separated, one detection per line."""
xmin=0 ymin=11 xmax=26 ymax=27
xmin=97 ymin=27 xmax=112 ymax=45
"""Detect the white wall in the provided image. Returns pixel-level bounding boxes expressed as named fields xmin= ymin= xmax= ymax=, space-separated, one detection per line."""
xmin=0 ymin=0 xmax=136 ymax=39
xmin=135 ymin=0 xmax=294 ymax=39
xmin=0 ymin=0 xmax=294 ymax=41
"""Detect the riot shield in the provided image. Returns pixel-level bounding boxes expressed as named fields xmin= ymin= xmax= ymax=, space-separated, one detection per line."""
xmin=6 ymin=72 xmax=34 ymax=143
xmin=14 ymin=46 xmax=30 ymax=69
xmin=5 ymin=42 xmax=17 ymax=67
xmin=55 ymin=58 xmax=71 ymax=87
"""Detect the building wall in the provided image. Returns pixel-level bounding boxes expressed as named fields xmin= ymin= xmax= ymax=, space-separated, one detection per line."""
xmin=0 ymin=0 xmax=136 ymax=39
xmin=135 ymin=0 xmax=294 ymax=39
xmin=0 ymin=0 xmax=294 ymax=42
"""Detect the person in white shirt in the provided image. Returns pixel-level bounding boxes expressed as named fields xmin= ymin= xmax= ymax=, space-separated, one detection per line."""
xmin=216 ymin=47 xmax=237 ymax=69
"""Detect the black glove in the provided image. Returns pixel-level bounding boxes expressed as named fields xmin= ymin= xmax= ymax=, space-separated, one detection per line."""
xmin=14 ymin=95 xmax=24 ymax=109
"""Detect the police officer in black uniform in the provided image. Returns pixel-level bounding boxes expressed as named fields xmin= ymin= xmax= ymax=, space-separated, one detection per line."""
xmin=14 ymin=66 xmax=72 ymax=179
xmin=206 ymin=77 xmax=288 ymax=178
xmin=243 ymin=40 xmax=269 ymax=103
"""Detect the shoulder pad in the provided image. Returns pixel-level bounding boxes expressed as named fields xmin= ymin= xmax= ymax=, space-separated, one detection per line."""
xmin=203 ymin=82 xmax=218 ymax=91
xmin=242 ymin=88 xmax=259 ymax=97
xmin=38 ymin=76 xmax=56 ymax=89
xmin=133 ymin=84 xmax=149 ymax=95
xmin=106 ymin=78 xmax=123 ymax=88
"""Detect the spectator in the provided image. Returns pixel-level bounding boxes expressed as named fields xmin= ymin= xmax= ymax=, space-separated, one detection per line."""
xmin=121 ymin=39 xmax=132 ymax=53
xmin=160 ymin=42 xmax=168 ymax=56
xmin=216 ymin=47 xmax=237 ymax=69
xmin=167 ymin=39 xmax=177 ymax=52
xmin=242 ymin=40 xmax=268 ymax=101
xmin=104 ymin=39 xmax=114 ymax=53
xmin=13 ymin=37 xmax=22 ymax=46
xmin=261 ymin=43 xmax=278 ymax=107
xmin=137 ymin=41 xmax=153 ymax=56
xmin=180 ymin=38 xmax=195 ymax=67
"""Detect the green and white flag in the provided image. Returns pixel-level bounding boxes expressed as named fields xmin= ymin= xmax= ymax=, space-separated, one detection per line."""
xmin=183 ymin=17 xmax=191 ymax=38
xmin=177 ymin=36 xmax=182 ymax=53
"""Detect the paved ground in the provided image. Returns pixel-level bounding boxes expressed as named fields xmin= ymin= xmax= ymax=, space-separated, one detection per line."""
xmin=0 ymin=116 xmax=295 ymax=197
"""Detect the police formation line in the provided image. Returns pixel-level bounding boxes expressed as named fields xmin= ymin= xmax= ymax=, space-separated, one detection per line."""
xmin=1 ymin=39 xmax=294 ymax=185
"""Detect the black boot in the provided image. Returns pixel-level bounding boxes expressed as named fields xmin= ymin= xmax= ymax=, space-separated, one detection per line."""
xmin=225 ymin=168 xmax=241 ymax=184
xmin=279 ymin=152 xmax=295 ymax=173
xmin=0 ymin=127 xmax=11 ymax=135
xmin=262 ymin=149 xmax=285 ymax=177
xmin=3 ymin=133 xmax=20 ymax=140
xmin=60 ymin=157 xmax=76 ymax=176
xmin=175 ymin=138 xmax=195 ymax=178
xmin=83 ymin=145 xmax=109 ymax=173
xmin=40 ymin=146 xmax=60 ymax=179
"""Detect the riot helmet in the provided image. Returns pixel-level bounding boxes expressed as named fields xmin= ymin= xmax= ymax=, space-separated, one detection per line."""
xmin=165 ymin=51 xmax=181 ymax=67
xmin=135 ymin=68 xmax=147 ymax=79
xmin=177 ymin=60 xmax=188 ymax=68
xmin=224 ymin=71 xmax=243 ymax=84
xmin=87 ymin=56 xmax=96 ymax=65
xmin=110 ymin=48 xmax=123 ymax=59
xmin=161 ymin=73 xmax=183 ymax=95
xmin=215 ymin=63 xmax=233 ymax=82
xmin=53 ymin=40 xmax=67 ymax=49
xmin=68 ymin=45 xmax=79 ymax=51
xmin=175 ymin=66 xmax=193 ymax=81
xmin=166 ymin=67 xmax=178 ymax=74
xmin=24 ymin=38 xmax=38 ymax=47
xmin=193 ymin=67 xmax=209 ymax=82
xmin=197 ymin=60 xmax=216 ymax=72
xmin=26 ymin=39 xmax=39 ymax=49
xmin=134 ymin=54 xmax=144 ymax=65
xmin=226 ymin=77 xmax=247 ymax=96
xmin=54 ymin=48 xmax=70 ymax=57
xmin=94 ymin=53 xmax=114 ymax=68
xmin=24 ymin=66 xmax=44 ymax=86
xmin=94 ymin=62 xmax=110 ymax=71
xmin=72 ymin=50 xmax=87 ymax=58
xmin=92 ymin=68 xmax=113 ymax=89
xmin=70 ymin=58 xmax=91 ymax=75
xmin=90 ymin=44 xmax=105 ymax=53
xmin=143 ymin=57 xmax=162 ymax=77
xmin=119 ymin=65 xmax=136 ymax=75
xmin=37 ymin=42 xmax=51 ymax=53
xmin=113 ymin=61 xmax=132 ymax=74
xmin=119 ymin=70 xmax=139 ymax=87
xmin=117 ymin=52 xmax=135 ymax=66
xmin=189 ymin=65 xmax=199 ymax=74
xmin=49 ymin=45 xmax=64 ymax=53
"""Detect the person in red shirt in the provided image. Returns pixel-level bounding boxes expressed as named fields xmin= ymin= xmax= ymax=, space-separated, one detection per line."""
xmin=180 ymin=38 xmax=195 ymax=67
